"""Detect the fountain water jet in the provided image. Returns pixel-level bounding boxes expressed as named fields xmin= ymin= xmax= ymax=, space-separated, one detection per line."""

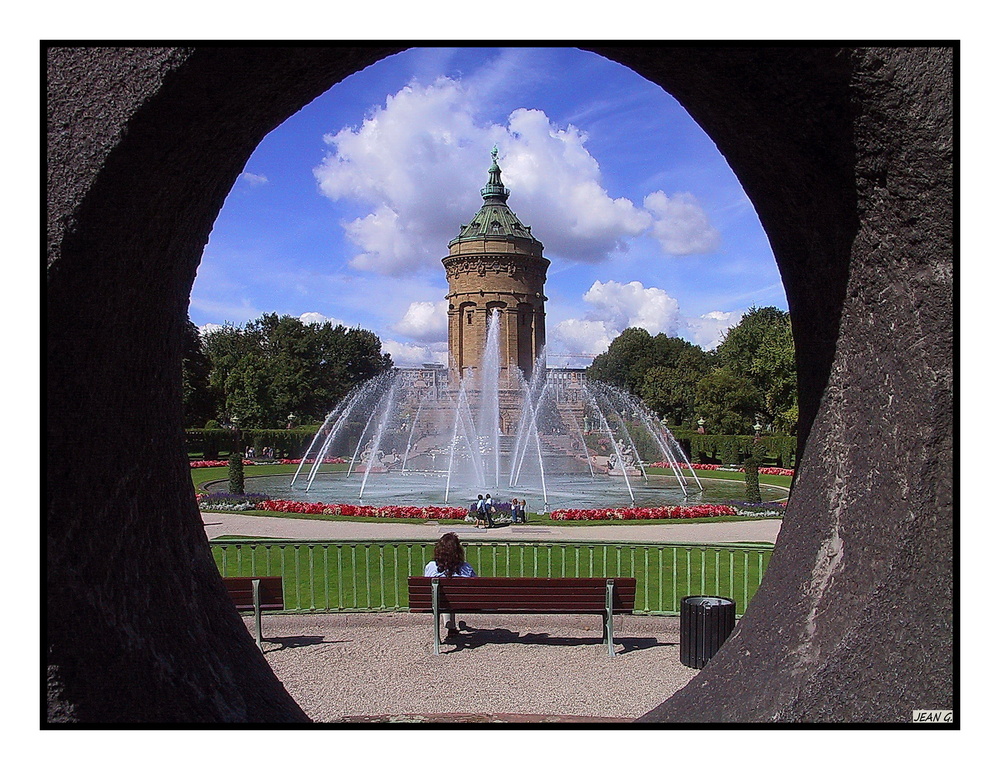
xmin=290 ymin=325 xmax=703 ymax=510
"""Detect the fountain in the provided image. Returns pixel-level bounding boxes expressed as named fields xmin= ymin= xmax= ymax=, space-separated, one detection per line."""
xmin=270 ymin=151 xmax=736 ymax=512
xmin=276 ymin=310 xmax=714 ymax=512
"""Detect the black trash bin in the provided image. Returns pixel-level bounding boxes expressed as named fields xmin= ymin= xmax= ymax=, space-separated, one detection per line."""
xmin=680 ymin=595 xmax=736 ymax=669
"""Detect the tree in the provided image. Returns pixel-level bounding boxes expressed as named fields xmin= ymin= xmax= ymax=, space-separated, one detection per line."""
xmin=713 ymin=306 xmax=797 ymax=431
xmin=640 ymin=344 xmax=713 ymax=425
xmin=744 ymin=436 xmax=765 ymax=503
xmin=228 ymin=447 xmax=245 ymax=495
xmin=694 ymin=366 xmax=759 ymax=435
xmin=586 ymin=327 xmax=656 ymax=394
xmin=587 ymin=328 xmax=712 ymax=424
xmin=180 ymin=319 xmax=217 ymax=427
xmin=585 ymin=310 xmax=797 ymax=436
xmin=202 ymin=313 xmax=393 ymax=428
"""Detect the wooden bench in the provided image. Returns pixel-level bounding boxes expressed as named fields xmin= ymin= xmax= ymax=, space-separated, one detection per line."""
xmin=222 ymin=576 xmax=284 ymax=651
xmin=408 ymin=576 xmax=636 ymax=656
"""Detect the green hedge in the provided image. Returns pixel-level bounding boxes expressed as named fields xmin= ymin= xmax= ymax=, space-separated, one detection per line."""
xmin=186 ymin=427 xmax=796 ymax=468
xmin=671 ymin=431 xmax=797 ymax=468
xmin=186 ymin=428 xmax=318 ymax=460
xmin=581 ymin=428 xmax=795 ymax=469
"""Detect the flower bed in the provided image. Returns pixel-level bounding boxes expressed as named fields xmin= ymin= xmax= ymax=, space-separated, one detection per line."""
xmin=259 ymin=499 xmax=467 ymax=519
xmin=197 ymin=492 xmax=271 ymax=512
xmin=648 ymin=462 xmax=794 ymax=475
xmin=724 ymin=500 xmax=787 ymax=517
xmin=277 ymin=458 xmax=347 ymax=465
xmin=550 ymin=503 xmax=739 ymax=521
xmin=190 ymin=457 xmax=347 ymax=468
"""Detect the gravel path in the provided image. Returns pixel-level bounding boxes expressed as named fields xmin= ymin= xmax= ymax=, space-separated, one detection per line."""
xmin=250 ymin=611 xmax=698 ymax=723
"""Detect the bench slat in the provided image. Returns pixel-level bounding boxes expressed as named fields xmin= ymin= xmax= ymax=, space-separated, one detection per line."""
xmin=409 ymin=595 xmax=634 ymax=612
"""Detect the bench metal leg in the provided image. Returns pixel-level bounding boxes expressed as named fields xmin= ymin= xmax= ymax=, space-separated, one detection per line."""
xmin=431 ymin=578 xmax=441 ymax=655
xmin=252 ymin=578 xmax=263 ymax=652
xmin=605 ymin=580 xmax=615 ymax=657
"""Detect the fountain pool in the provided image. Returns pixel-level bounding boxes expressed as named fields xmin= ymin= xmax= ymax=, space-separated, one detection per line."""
xmin=247 ymin=470 xmax=786 ymax=511
xmin=287 ymin=310 xmax=729 ymax=510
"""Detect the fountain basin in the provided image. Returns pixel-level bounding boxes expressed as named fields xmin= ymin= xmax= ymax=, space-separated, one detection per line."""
xmin=244 ymin=472 xmax=786 ymax=512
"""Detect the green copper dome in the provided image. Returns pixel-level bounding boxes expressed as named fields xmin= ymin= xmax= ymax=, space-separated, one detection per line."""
xmin=450 ymin=147 xmax=541 ymax=246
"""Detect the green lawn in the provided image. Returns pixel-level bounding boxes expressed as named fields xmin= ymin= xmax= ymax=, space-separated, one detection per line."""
xmin=191 ymin=462 xmax=348 ymax=490
xmin=212 ymin=538 xmax=771 ymax=615
xmin=646 ymin=465 xmax=793 ymax=489
xmin=202 ymin=463 xmax=778 ymax=614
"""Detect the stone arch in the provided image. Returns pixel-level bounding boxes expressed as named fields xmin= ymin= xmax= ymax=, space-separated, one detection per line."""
xmin=46 ymin=46 xmax=952 ymax=722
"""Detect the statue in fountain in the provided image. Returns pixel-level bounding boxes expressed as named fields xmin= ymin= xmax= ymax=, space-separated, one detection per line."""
xmin=607 ymin=444 xmax=642 ymax=477
xmin=358 ymin=442 xmax=387 ymax=473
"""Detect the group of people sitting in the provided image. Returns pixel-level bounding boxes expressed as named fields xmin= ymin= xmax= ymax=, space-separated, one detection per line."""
xmin=468 ymin=494 xmax=527 ymax=528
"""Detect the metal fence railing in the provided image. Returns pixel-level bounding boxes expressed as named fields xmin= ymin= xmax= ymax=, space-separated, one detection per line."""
xmin=211 ymin=538 xmax=773 ymax=616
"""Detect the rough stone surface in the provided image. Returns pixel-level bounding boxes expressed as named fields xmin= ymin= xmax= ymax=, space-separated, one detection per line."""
xmin=47 ymin=45 xmax=952 ymax=723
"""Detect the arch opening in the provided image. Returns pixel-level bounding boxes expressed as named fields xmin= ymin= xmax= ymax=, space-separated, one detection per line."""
xmin=46 ymin=45 xmax=953 ymax=724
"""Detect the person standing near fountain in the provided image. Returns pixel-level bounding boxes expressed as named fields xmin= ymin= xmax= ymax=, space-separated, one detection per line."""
xmin=423 ymin=533 xmax=477 ymax=635
xmin=473 ymin=494 xmax=490 ymax=529
xmin=484 ymin=494 xmax=497 ymax=528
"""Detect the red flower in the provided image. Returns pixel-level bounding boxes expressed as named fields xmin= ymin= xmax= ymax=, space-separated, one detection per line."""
xmin=258 ymin=499 xmax=466 ymax=519
xmin=550 ymin=503 xmax=737 ymax=521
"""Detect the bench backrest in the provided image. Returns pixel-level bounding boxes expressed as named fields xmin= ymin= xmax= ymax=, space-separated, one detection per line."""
xmin=408 ymin=576 xmax=636 ymax=614
xmin=222 ymin=576 xmax=284 ymax=611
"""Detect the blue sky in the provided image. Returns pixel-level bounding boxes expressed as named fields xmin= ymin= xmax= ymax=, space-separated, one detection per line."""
xmin=190 ymin=46 xmax=787 ymax=367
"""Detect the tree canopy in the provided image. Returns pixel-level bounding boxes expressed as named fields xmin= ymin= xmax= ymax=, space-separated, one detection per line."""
xmin=585 ymin=306 xmax=797 ymax=435
xmin=185 ymin=313 xmax=393 ymax=428
xmin=713 ymin=306 xmax=796 ymax=432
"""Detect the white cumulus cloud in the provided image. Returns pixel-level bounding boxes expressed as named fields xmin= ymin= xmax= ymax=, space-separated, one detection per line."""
xmin=198 ymin=322 xmax=226 ymax=336
xmin=551 ymin=318 xmax=616 ymax=357
xmin=391 ymin=300 xmax=449 ymax=343
xmin=239 ymin=172 xmax=268 ymax=187
xmin=299 ymin=311 xmax=349 ymax=328
xmin=682 ymin=310 xmax=742 ymax=350
xmin=582 ymin=280 xmax=682 ymax=337
xmin=381 ymin=339 xmax=448 ymax=368
xmin=313 ymin=77 xmax=709 ymax=275
xmin=643 ymin=191 xmax=720 ymax=254
xmin=550 ymin=280 xmax=741 ymax=361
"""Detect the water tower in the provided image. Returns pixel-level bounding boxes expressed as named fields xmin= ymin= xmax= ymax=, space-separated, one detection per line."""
xmin=444 ymin=147 xmax=549 ymax=383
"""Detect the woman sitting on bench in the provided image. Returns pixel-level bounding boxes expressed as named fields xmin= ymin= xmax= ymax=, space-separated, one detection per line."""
xmin=423 ymin=533 xmax=477 ymax=635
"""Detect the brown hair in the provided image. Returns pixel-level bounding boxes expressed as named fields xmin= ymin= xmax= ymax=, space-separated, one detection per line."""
xmin=433 ymin=532 xmax=466 ymax=577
